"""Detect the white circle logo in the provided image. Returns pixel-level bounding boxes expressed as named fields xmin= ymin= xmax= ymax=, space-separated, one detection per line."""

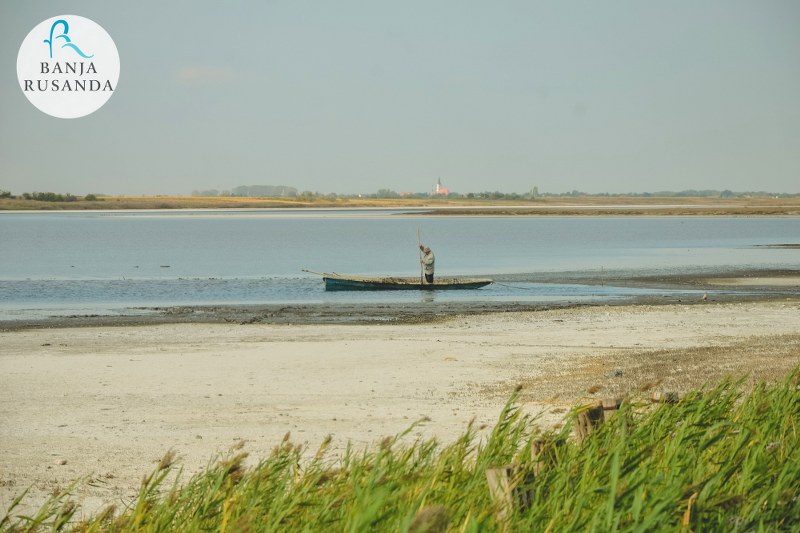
xmin=17 ymin=15 xmax=120 ymax=119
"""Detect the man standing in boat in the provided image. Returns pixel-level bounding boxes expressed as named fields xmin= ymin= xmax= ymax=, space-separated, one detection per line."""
xmin=419 ymin=245 xmax=435 ymax=284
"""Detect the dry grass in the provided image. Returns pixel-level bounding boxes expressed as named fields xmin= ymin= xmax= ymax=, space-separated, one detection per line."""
xmin=487 ymin=334 xmax=800 ymax=407
xmin=2 ymin=195 xmax=799 ymax=215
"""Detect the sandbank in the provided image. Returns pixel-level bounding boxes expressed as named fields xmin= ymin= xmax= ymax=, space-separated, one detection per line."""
xmin=1 ymin=300 xmax=799 ymax=518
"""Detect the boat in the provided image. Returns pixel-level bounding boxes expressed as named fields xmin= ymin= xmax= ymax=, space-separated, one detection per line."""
xmin=321 ymin=272 xmax=493 ymax=291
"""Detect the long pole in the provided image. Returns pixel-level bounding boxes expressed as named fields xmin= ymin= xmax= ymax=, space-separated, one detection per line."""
xmin=417 ymin=227 xmax=423 ymax=284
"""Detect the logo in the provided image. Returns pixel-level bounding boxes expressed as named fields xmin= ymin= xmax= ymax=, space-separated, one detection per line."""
xmin=17 ymin=15 xmax=120 ymax=119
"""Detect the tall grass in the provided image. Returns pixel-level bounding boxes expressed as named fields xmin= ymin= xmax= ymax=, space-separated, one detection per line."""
xmin=3 ymin=369 xmax=799 ymax=532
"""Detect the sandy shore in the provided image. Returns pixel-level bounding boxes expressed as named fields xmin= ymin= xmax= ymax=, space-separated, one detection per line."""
xmin=1 ymin=299 xmax=799 ymax=518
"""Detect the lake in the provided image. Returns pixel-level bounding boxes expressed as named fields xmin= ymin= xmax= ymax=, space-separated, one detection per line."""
xmin=0 ymin=210 xmax=797 ymax=319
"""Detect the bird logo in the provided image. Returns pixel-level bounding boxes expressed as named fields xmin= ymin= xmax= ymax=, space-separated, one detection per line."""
xmin=44 ymin=19 xmax=94 ymax=59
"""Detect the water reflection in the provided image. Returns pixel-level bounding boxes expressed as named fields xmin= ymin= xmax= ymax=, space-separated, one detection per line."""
xmin=420 ymin=291 xmax=435 ymax=304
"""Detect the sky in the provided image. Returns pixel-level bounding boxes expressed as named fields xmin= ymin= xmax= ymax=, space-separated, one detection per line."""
xmin=1 ymin=1 xmax=798 ymax=196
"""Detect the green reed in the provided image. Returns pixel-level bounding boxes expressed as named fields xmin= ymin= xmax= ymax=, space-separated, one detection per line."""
xmin=3 ymin=368 xmax=799 ymax=532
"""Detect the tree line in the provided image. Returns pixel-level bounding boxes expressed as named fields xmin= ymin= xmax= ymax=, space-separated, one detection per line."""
xmin=0 ymin=190 xmax=98 ymax=202
xmin=3 ymin=187 xmax=798 ymax=202
xmin=191 ymin=185 xmax=298 ymax=197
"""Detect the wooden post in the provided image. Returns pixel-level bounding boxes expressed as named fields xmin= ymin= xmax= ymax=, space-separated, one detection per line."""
xmin=530 ymin=438 xmax=547 ymax=475
xmin=486 ymin=466 xmax=515 ymax=523
xmin=601 ymin=397 xmax=623 ymax=421
xmin=575 ymin=398 xmax=623 ymax=442
xmin=485 ymin=465 xmax=534 ymax=524
xmin=650 ymin=391 xmax=681 ymax=404
xmin=575 ymin=403 xmax=604 ymax=442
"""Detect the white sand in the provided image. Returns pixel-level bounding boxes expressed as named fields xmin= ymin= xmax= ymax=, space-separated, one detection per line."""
xmin=2 ymin=301 xmax=799 ymax=518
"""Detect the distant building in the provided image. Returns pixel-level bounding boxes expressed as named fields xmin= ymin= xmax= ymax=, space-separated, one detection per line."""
xmin=433 ymin=179 xmax=449 ymax=195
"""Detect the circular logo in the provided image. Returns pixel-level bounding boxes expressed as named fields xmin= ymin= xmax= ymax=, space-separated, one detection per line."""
xmin=17 ymin=15 xmax=120 ymax=119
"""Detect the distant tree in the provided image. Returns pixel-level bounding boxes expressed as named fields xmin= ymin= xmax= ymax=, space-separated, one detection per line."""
xmin=84 ymin=194 xmax=98 ymax=201
xmin=23 ymin=191 xmax=66 ymax=202
xmin=230 ymin=185 xmax=298 ymax=197
xmin=0 ymin=190 xmax=11 ymax=198
xmin=35 ymin=192 xmax=60 ymax=201
xmin=192 ymin=189 xmax=220 ymax=197
xmin=297 ymin=191 xmax=315 ymax=201
xmin=376 ymin=189 xmax=400 ymax=198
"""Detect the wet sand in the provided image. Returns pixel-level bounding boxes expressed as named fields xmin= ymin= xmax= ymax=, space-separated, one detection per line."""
xmin=1 ymin=273 xmax=799 ymax=518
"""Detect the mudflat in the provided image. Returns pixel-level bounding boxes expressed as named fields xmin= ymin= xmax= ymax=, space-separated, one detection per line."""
xmin=1 ymin=299 xmax=799 ymax=518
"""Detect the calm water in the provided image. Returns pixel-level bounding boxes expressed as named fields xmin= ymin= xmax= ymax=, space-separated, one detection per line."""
xmin=0 ymin=210 xmax=797 ymax=318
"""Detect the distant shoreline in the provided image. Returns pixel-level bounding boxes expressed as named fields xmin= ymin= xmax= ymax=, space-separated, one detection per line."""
xmin=2 ymin=195 xmax=800 ymax=216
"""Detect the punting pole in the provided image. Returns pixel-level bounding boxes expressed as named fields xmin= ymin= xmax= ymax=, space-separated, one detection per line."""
xmin=417 ymin=227 xmax=423 ymax=284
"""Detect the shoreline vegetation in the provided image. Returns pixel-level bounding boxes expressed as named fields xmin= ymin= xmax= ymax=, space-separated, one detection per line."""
xmin=1 ymin=195 xmax=800 ymax=216
xmin=3 ymin=369 xmax=799 ymax=531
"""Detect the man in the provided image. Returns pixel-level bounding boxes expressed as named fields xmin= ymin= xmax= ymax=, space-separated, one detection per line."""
xmin=419 ymin=244 xmax=435 ymax=284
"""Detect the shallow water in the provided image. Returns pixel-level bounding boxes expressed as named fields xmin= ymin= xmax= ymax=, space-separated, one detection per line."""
xmin=0 ymin=210 xmax=797 ymax=318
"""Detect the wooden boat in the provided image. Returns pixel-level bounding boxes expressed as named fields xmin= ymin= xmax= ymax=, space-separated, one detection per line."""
xmin=322 ymin=273 xmax=493 ymax=291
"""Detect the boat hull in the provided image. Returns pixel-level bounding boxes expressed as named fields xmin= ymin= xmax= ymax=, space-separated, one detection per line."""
xmin=323 ymin=274 xmax=492 ymax=291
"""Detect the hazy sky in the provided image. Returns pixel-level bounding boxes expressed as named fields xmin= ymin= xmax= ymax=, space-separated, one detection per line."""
xmin=1 ymin=1 xmax=798 ymax=195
